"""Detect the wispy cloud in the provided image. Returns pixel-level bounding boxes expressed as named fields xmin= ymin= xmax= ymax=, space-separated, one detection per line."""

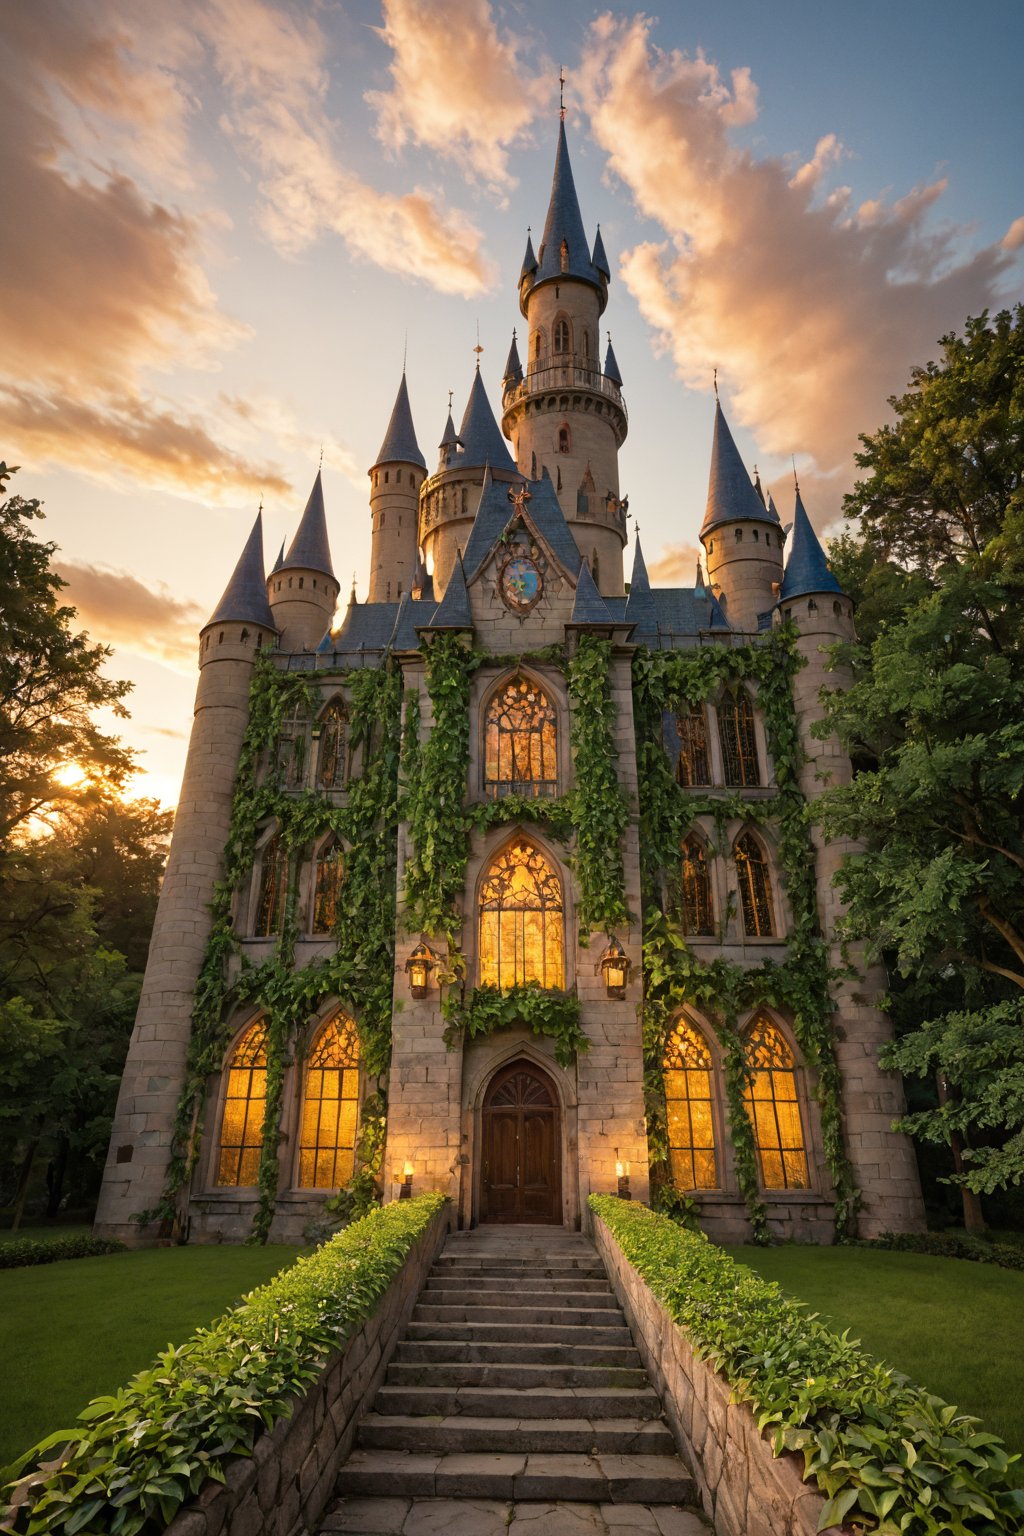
xmin=56 ymin=559 xmax=206 ymax=671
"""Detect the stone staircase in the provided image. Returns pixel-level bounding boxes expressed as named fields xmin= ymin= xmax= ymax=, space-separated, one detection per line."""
xmin=320 ymin=1227 xmax=706 ymax=1536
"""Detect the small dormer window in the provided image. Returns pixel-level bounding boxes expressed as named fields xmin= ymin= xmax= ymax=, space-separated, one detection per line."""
xmin=559 ymin=239 xmax=569 ymax=272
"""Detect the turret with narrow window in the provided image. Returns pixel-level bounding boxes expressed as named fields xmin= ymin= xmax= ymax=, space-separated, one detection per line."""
xmin=369 ymin=372 xmax=427 ymax=603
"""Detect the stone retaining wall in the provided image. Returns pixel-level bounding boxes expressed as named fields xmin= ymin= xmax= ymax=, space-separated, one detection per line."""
xmin=164 ymin=1204 xmax=453 ymax=1536
xmin=593 ymin=1214 xmax=837 ymax=1536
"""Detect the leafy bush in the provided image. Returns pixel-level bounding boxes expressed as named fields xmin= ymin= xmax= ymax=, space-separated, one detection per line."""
xmin=857 ymin=1230 xmax=1024 ymax=1272
xmin=2 ymin=1193 xmax=447 ymax=1535
xmin=0 ymin=1235 xmax=126 ymax=1270
xmin=590 ymin=1195 xmax=1024 ymax=1534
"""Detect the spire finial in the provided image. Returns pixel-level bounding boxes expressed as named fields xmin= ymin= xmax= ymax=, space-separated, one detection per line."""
xmin=448 ymin=388 xmax=453 ymax=411
xmin=258 ymin=490 xmax=263 ymax=515
xmin=792 ymin=454 xmax=799 ymax=490
xmin=318 ymin=443 xmax=323 ymax=470
xmin=473 ymin=321 xmax=483 ymax=368
xmin=559 ymin=66 xmax=566 ymax=120
xmin=351 ymin=571 xmax=357 ymax=601
xmin=713 ymin=367 xmax=719 ymax=402
xmin=403 ymin=331 xmax=407 ymax=373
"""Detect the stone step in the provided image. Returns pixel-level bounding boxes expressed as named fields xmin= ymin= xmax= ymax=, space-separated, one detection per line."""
xmin=422 ymin=1285 xmax=619 ymax=1306
xmin=395 ymin=1339 xmax=641 ymax=1368
xmin=413 ymin=1302 xmax=621 ymax=1327
xmin=404 ymin=1319 xmax=635 ymax=1347
xmin=424 ymin=1273 xmax=613 ymax=1293
xmin=335 ymin=1449 xmax=697 ymax=1505
xmin=433 ymin=1258 xmax=607 ymax=1275
xmin=385 ymin=1361 xmax=650 ymax=1390
xmin=357 ymin=1413 xmax=677 ymax=1457
xmin=373 ymin=1384 xmax=663 ymax=1420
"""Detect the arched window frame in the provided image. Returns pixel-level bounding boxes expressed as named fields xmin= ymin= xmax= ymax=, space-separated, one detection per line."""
xmin=662 ymin=1013 xmax=722 ymax=1192
xmin=309 ymin=834 xmax=345 ymax=936
xmin=733 ymin=828 xmax=778 ymax=939
xmin=476 ymin=832 xmax=567 ymax=991
xmin=273 ymin=701 xmax=310 ymax=790
xmin=716 ymin=686 xmax=762 ymax=787
xmin=558 ymin=422 xmax=571 ymax=454
xmin=671 ymin=703 xmax=711 ymax=787
xmin=679 ymin=831 xmax=715 ymax=937
xmin=533 ymin=328 xmax=544 ymax=363
xmin=315 ymin=695 xmax=349 ymax=790
xmin=741 ymin=1012 xmax=811 ymax=1191
xmin=250 ymin=827 xmax=287 ymax=938
xmin=553 ymin=314 xmax=571 ymax=354
xmin=480 ymin=670 xmax=561 ymax=799
xmin=213 ymin=1016 xmax=269 ymax=1188
xmin=294 ymin=1011 xmax=362 ymax=1191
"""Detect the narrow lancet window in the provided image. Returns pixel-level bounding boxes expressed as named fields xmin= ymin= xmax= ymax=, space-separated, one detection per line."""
xmin=216 ymin=1021 xmax=268 ymax=1186
xmin=275 ymin=704 xmax=309 ymax=789
xmin=253 ymin=836 xmax=286 ymax=937
xmin=298 ymin=1014 xmax=360 ymax=1189
xmin=484 ymin=677 xmax=558 ymax=798
xmin=743 ymin=1016 xmax=809 ymax=1190
xmin=680 ymin=836 xmax=714 ymax=936
xmin=311 ymin=839 xmax=344 ymax=935
xmin=675 ymin=706 xmax=710 ymax=786
xmin=663 ymin=1017 xmax=718 ymax=1190
xmin=734 ymin=831 xmax=775 ymax=937
xmin=718 ymin=690 xmax=760 ymax=786
xmin=479 ymin=838 xmax=564 ymax=989
xmin=317 ymin=700 xmax=347 ymax=789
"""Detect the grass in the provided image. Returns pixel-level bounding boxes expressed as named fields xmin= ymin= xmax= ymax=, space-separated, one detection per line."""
xmin=0 ymin=1242 xmax=300 ymax=1473
xmin=0 ymin=1224 xmax=93 ymax=1245
xmin=726 ymin=1243 xmax=1024 ymax=1456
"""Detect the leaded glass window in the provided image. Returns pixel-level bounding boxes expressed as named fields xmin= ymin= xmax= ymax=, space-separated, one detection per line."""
xmin=743 ymin=1016 xmax=809 ymax=1190
xmin=663 ymin=1017 xmax=718 ymax=1190
xmin=298 ymin=1014 xmax=360 ymax=1189
xmin=479 ymin=838 xmax=564 ymax=989
xmin=735 ymin=831 xmax=775 ymax=937
xmin=275 ymin=704 xmax=309 ymax=789
xmin=675 ymin=706 xmax=710 ymax=786
xmin=216 ymin=1021 xmax=267 ymax=1186
xmin=253 ymin=836 xmax=286 ymax=937
xmin=554 ymin=318 xmax=570 ymax=352
xmin=484 ymin=677 xmax=558 ymax=798
xmin=311 ymin=839 xmax=344 ymax=935
xmin=317 ymin=700 xmax=348 ymax=789
xmin=680 ymin=836 xmax=714 ymax=936
xmin=718 ymin=690 xmax=760 ymax=786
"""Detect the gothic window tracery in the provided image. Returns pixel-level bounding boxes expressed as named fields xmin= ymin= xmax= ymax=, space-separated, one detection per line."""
xmin=311 ymin=838 xmax=344 ymax=935
xmin=743 ymin=1016 xmax=809 ymax=1189
xmin=718 ymin=690 xmax=760 ymax=786
xmin=554 ymin=317 xmax=570 ymax=353
xmin=216 ymin=1020 xmax=268 ymax=1186
xmin=484 ymin=676 xmax=557 ymax=798
xmin=275 ymin=703 xmax=309 ymax=789
xmin=680 ymin=836 xmax=714 ymax=936
xmin=734 ymin=831 xmax=776 ymax=937
xmin=317 ymin=699 xmax=348 ymax=789
xmin=479 ymin=838 xmax=564 ymax=989
xmin=253 ymin=835 xmax=286 ymax=937
xmin=298 ymin=1014 xmax=360 ymax=1189
xmin=674 ymin=705 xmax=710 ymax=787
xmin=662 ymin=1016 xmax=718 ymax=1190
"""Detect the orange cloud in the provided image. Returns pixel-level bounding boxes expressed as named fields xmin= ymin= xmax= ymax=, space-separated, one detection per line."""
xmin=647 ymin=542 xmax=704 ymax=585
xmin=56 ymin=559 xmax=206 ymax=671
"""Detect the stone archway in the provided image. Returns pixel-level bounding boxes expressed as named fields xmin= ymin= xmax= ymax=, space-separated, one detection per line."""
xmin=480 ymin=1058 xmax=562 ymax=1224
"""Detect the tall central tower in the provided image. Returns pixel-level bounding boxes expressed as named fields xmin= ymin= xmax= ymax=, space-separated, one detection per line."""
xmin=501 ymin=120 xmax=629 ymax=594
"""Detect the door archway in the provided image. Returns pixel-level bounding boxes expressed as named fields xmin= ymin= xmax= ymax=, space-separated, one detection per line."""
xmin=480 ymin=1058 xmax=562 ymax=1224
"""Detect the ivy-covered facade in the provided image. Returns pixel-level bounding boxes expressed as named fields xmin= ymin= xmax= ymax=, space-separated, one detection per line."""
xmin=95 ymin=120 xmax=925 ymax=1247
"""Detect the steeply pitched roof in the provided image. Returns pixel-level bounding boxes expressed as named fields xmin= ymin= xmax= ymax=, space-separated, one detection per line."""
xmin=780 ymin=488 xmax=845 ymax=600
xmin=534 ymin=121 xmax=603 ymax=300
xmin=424 ymin=551 xmax=472 ymax=630
xmin=503 ymin=331 xmax=523 ymax=383
xmin=207 ymin=512 xmax=277 ymax=631
xmin=603 ymin=336 xmax=622 ymax=387
xmin=373 ymin=372 xmax=426 ymax=470
xmin=281 ymin=470 xmax=335 ymax=579
xmin=462 ymin=470 xmax=581 ymax=581
xmin=591 ymin=225 xmax=610 ymax=279
xmin=700 ymin=402 xmax=777 ymax=538
xmin=569 ymin=557 xmax=613 ymax=625
xmin=519 ymin=230 xmax=538 ymax=281
xmin=624 ymin=537 xmax=656 ymax=639
xmin=271 ymin=538 xmax=285 ymax=574
xmin=766 ymin=490 xmax=782 ymax=526
xmin=457 ymin=367 xmax=516 ymax=471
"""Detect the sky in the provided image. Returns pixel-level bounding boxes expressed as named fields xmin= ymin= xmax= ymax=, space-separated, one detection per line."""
xmin=3 ymin=0 xmax=1022 ymax=808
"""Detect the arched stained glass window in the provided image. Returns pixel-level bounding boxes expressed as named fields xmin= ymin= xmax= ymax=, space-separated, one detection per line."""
xmin=675 ymin=706 xmax=710 ymax=786
xmin=317 ymin=700 xmax=347 ymax=789
xmin=484 ymin=677 xmax=558 ymax=798
xmin=253 ymin=836 xmax=286 ymax=937
xmin=735 ymin=831 xmax=775 ymax=937
xmin=718 ymin=690 xmax=760 ymax=786
xmin=743 ymin=1016 xmax=809 ymax=1189
xmin=298 ymin=1014 xmax=360 ymax=1189
xmin=479 ymin=838 xmax=564 ymax=989
xmin=311 ymin=839 xmax=344 ymax=935
xmin=663 ymin=1017 xmax=717 ymax=1190
xmin=275 ymin=703 xmax=309 ymax=789
xmin=680 ymin=836 xmax=714 ymax=936
xmin=216 ymin=1021 xmax=268 ymax=1186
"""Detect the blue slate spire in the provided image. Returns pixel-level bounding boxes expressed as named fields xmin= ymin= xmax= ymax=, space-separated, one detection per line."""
xmin=519 ymin=231 xmax=538 ymax=282
xmin=624 ymin=537 xmax=657 ymax=639
xmin=766 ymin=489 xmax=782 ymax=526
xmin=373 ymin=372 xmax=426 ymax=470
xmin=591 ymin=225 xmax=610 ymax=279
xmin=570 ymin=556 xmax=613 ymax=625
xmin=700 ymin=402 xmax=777 ymax=538
xmin=426 ymin=550 xmax=472 ymax=630
xmin=534 ymin=121 xmax=604 ymax=301
xmin=281 ymin=469 xmax=335 ymax=579
xmin=457 ymin=367 xmax=516 ymax=471
xmin=207 ymin=511 xmax=276 ymax=630
xmin=603 ymin=336 xmax=622 ymax=386
xmin=271 ymin=538 xmax=285 ymax=575
xmin=503 ymin=330 xmax=523 ymax=383
xmin=780 ymin=488 xmax=845 ymax=600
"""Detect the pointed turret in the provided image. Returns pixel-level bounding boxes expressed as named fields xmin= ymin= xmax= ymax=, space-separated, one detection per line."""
xmin=503 ymin=330 xmax=523 ymax=385
xmin=569 ymin=556 xmax=613 ymax=626
xmin=780 ymin=488 xmax=845 ymax=601
xmin=700 ymin=403 xmax=777 ymax=538
xmin=271 ymin=538 xmax=285 ymax=575
xmin=424 ymin=550 xmax=472 ymax=631
xmin=699 ymin=401 xmax=784 ymax=632
xmin=373 ymin=372 xmax=426 ymax=472
xmin=767 ymin=490 xmax=782 ymax=526
xmin=269 ymin=470 xmax=341 ymax=648
xmin=519 ymin=231 xmax=538 ymax=283
xmin=207 ymin=512 xmax=276 ymax=631
xmin=280 ymin=471 xmax=334 ymax=579
xmin=623 ymin=537 xmax=656 ymax=640
xmin=458 ymin=367 xmax=516 ymax=471
xmin=603 ymin=336 xmax=622 ymax=387
xmin=591 ymin=225 xmax=610 ymax=280
xmin=369 ymin=373 xmax=427 ymax=603
xmin=533 ymin=121 xmax=604 ymax=303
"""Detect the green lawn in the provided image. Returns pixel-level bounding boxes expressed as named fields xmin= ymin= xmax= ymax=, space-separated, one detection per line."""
xmin=0 ymin=1243 xmax=300 ymax=1472
xmin=727 ymin=1244 xmax=1024 ymax=1456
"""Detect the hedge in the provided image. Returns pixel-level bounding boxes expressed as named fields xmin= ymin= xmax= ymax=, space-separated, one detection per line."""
xmin=0 ymin=1236 xmax=126 ymax=1271
xmin=2 ymin=1193 xmax=448 ymax=1536
xmin=856 ymin=1230 xmax=1024 ymax=1273
xmin=590 ymin=1196 xmax=1024 ymax=1535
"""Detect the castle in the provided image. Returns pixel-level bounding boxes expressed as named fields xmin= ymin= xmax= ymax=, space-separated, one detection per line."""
xmin=95 ymin=120 xmax=925 ymax=1246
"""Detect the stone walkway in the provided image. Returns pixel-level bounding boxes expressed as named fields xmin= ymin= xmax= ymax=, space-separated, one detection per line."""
xmin=318 ymin=1227 xmax=708 ymax=1536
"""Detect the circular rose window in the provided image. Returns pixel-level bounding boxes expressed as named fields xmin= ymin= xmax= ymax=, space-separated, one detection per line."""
xmin=500 ymin=555 xmax=543 ymax=611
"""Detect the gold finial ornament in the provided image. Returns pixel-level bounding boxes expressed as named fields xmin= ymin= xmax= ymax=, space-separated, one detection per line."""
xmin=507 ymin=482 xmax=533 ymax=516
xmin=559 ymin=66 xmax=566 ymax=121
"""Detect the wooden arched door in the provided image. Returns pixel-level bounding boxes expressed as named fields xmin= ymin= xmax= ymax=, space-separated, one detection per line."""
xmin=481 ymin=1060 xmax=562 ymax=1225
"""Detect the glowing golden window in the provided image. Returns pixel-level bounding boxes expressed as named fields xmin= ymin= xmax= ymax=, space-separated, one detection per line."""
xmin=718 ymin=690 xmax=760 ymax=786
xmin=675 ymin=706 xmax=710 ymax=786
xmin=311 ymin=839 xmax=344 ymax=935
xmin=484 ymin=677 xmax=557 ymax=798
xmin=663 ymin=1017 xmax=718 ymax=1190
xmin=298 ymin=1015 xmax=360 ymax=1189
xmin=254 ymin=836 xmax=286 ymax=937
xmin=317 ymin=700 xmax=348 ymax=789
xmin=680 ymin=836 xmax=714 ymax=936
xmin=216 ymin=1021 xmax=268 ymax=1186
xmin=735 ymin=832 xmax=776 ymax=937
xmin=743 ymin=1017 xmax=809 ymax=1190
xmin=479 ymin=838 xmax=564 ymax=989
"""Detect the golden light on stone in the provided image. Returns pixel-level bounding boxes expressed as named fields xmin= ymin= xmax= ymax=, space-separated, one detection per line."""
xmin=405 ymin=941 xmax=436 ymax=998
xmin=479 ymin=839 xmax=564 ymax=989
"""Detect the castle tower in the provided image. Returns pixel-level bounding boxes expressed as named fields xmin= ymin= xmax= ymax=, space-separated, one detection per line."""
xmin=699 ymin=401 xmax=784 ymax=632
xmin=369 ymin=372 xmax=427 ymax=603
xmin=95 ymin=516 xmax=277 ymax=1241
xmin=501 ymin=121 xmax=628 ymax=594
xmin=268 ymin=470 xmax=340 ymax=650
xmin=782 ymin=489 xmax=925 ymax=1234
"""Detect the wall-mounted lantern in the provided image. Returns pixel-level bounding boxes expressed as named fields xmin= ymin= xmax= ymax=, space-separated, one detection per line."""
xmin=405 ymin=942 xmax=436 ymax=998
xmin=615 ymin=1154 xmax=632 ymax=1201
xmin=600 ymin=937 xmax=630 ymax=999
xmin=393 ymin=1160 xmax=414 ymax=1200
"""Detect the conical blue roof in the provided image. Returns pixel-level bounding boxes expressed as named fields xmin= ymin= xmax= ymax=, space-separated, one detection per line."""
xmin=271 ymin=538 xmax=285 ymax=574
xmin=374 ymin=373 xmax=426 ymax=470
xmin=425 ymin=551 xmax=472 ymax=630
xmin=458 ymin=368 xmax=516 ymax=471
xmin=624 ymin=537 xmax=656 ymax=639
xmin=503 ymin=331 xmax=523 ymax=382
xmin=603 ymin=337 xmax=622 ymax=387
xmin=592 ymin=225 xmax=610 ymax=279
xmin=570 ymin=557 xmax=612 ymax=624
xmin=535 ymin=121 xmax=604 ymax=300
xmin=281 ymin=470 xmax=335 ymax=578
xmin=207 ymin=512 xmax=276 ymax=630
xmin=700 ymin=402 xmax=777 ymax=538
xmin=766 ymin=489 xmax=782 ymax=526
xmin=780 ymin=488 xmax=844 ymax=600
xmin=519 ymin=231 xmax=538 ymax=281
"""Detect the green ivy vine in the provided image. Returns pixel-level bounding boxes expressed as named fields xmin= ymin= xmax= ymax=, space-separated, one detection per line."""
xmin=564 ymin=635 xmax=631 ymax=938
xmin=441 ymin=983 xmax=588 ymax=1069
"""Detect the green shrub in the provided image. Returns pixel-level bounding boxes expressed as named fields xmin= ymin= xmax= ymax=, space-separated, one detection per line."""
xmin=856 ymin=1230 xmax=1024 ymax=1272
xmin=0 ymin=1236 xmax=126 ymax=1270
xmin=2 ymin=1193 xmax=447 ymax=1536
xmin=590 ymin=1195 xmax=1024 ymax=1535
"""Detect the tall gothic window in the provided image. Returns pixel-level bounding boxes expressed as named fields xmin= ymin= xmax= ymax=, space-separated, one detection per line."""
xmin=675 ymin=706 xmax=710 ymax=786
xmin=734 ymin=831 xmax=776 ymax=937
xmin=718 ymin=690 xmax=760 ymax=786
xmin=554 ymin=318 xmax=570 ymax=353
xmin=484 ymin=677 xmax=558 ymax=798
xmin=743 ymin=1016 xmax=809 ymax=1190
xmin=253 ymin=836 xmax=286 ymax=937
xmin=317 ymin=699 xmax=347 ymax=789
xmin=311 ymin=839 xmax=344 ymax=935
xmin=663 ymin=1017 xmax=718 ymax=1190
xmin=216 ymin=1020 xmax=268 ymax=1186
xmin=680 ymin=836 xmax=714 ymax=936
xmin=298 ymin=1014 xmax=360 ymax=1189
xmin=479 ymin=838 xmax=564 ymax=989
xmin=275 ymin=703 xmax=309 ymax=789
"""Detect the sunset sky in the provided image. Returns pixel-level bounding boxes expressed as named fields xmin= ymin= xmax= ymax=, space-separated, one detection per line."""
xmin=4 ymin=0 xmax=1022 ymax=807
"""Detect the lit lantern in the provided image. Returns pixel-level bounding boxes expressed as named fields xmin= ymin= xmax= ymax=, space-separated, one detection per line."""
xmin=615 ymin=1155 xmax=632 ymax=1201
xmin=600 ymin=937 xmax=630 ymax=999
xmin=405 ymin=942 xmax=436 ymax=998
xmin=400 ymin=1160 xmax=414 ymax=1199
